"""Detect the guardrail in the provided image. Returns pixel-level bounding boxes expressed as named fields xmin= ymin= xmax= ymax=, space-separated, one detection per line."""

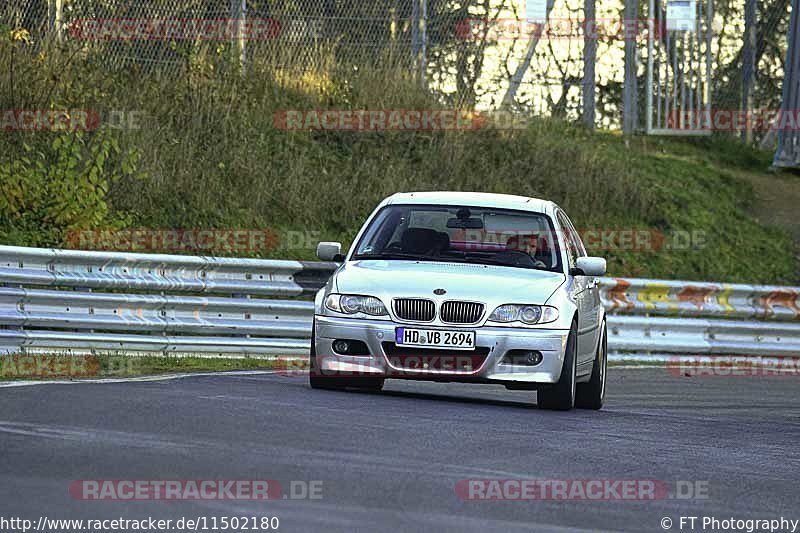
xmin=0 ymin=245 xmax=798 ymax=359
xmin=0 ymin=246 xmax=328 ymax=356
xmin=600 ymin=278 xmax=800 ymax=356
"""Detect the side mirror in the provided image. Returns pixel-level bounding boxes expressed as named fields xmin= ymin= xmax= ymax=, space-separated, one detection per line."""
xmin=316 ymin=242 xmax=344 ymax=262
xmin=571 ymin=257 xmax=607 ymax=277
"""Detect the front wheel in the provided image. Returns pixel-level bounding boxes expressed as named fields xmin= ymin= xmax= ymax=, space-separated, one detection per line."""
xmin=575 ymin=322 xmax=607 ymax=410
xmin=537 ymin=321 xmax=577 ymax=411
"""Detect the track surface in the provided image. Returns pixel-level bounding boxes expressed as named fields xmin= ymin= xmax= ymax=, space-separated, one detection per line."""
xmin=1 ymin=369 xmax=799 ymax=532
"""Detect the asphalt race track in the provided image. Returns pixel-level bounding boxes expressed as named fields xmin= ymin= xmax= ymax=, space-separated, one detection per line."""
xmin=1 ymin=369 xmax=798 ymax=532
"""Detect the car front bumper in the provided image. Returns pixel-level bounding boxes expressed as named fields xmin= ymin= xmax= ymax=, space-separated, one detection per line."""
xmin=313 ymin=315 xmax=570 ymax=384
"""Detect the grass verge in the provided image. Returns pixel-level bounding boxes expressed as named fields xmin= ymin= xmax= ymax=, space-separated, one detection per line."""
xmin=0 ymin=353 xmax=290 ymax=381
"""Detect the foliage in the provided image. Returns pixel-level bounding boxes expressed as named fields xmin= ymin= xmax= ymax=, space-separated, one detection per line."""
xmin=0 ymin=33 xmax=796 ymax=284
xmin=0 ymin=132 xmax=138 ymax=246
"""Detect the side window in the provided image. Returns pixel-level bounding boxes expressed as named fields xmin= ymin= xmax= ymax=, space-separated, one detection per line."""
xmin=557 ymin=212 xmax=579 ymax=268
xmin=562 ymin=214 xmax=587 ymax=258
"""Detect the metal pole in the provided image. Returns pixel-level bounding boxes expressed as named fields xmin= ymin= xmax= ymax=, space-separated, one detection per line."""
xmin=55 ymin=0 xmax=63 ymax=42
xmin=646 ymin=0 xmax=655 ymax=133
xmin=419 ymin=0 xmax=427 ymax=86
xmin=583 ymin=0 xmax=597 ymax=129
xmin=502 ymin=0 xmax=556 ymax=108
xmin=680 ymin=33 xmax=687 ymax=128
xmin=49 ymin=0 xmax=63 ymax=42
xmin=688 ymin=28 xmax=695 ymax=129
xmin=673 ymin=34 xmax=679 ymax=125
xmin=231 ymin=0 xmax=246 ymax=72
xmin=665 ymin=32 xmax=672 ymax=127
xmin=773 ymin=0 xmax=800 ymax=168
xmin=623 ymin=0 xmax=639 ymax=133
xmin=696 ymin=0 xmax=703 ymax=129
xmin=411 ymin=0 xmax=420 ymax=65
xmin=241 ymin=0 xmax=247 ymax=72
xmin=742 ymin=0 xmax=757 ymax=142
xmin=705 ymin=0 xmax=713 ymax=130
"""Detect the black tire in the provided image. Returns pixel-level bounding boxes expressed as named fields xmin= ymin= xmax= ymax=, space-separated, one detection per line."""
xmin=537 ymin=320 xmax=577 ymax=411
xmin=576 ymin=321 xmax=607 ymax=410
xmin=308 ymin=320 xmax=384 ymax=392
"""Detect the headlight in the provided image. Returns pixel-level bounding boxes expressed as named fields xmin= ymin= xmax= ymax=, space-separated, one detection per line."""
xmin=325 ymin=294 xmax=388 ymax=316
xmin=488 ymin=304 xmax=559 ymax=325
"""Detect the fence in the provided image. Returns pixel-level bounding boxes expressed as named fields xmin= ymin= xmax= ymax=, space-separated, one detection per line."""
xmin=1 ymin=0 xmax=794 ymax=135
xmin=1 ymin=245 xmax=798 ymax=360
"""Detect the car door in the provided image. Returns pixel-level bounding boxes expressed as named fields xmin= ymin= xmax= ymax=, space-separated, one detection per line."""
xmin=560 ymin=212 xmax=602 ymax=364
xmin=556 ymin=211 xmax=592 ymax=364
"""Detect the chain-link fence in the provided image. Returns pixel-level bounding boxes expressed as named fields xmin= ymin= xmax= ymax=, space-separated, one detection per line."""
xmin=0 ymin=0 xmax=625 ymax=126
xmin=0 ymin=0 xmax=795 ymax=136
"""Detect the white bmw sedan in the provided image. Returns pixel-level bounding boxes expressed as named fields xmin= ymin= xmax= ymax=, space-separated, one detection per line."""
xmin=311 ymin=192 xmax=608 ymax=410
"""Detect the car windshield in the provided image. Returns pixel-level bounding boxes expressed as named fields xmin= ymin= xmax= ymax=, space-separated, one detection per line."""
xmin=352 ymin=204 xmax=562 ymax=272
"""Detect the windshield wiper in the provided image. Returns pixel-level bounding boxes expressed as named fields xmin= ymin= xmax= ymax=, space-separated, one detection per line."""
xmin=354 ymin=252 xmax=432 ymax=261
xmin=460 ymin=256 xmax=549 ymax=271
xmin=355 ymin=253 xmax=549 ymax=271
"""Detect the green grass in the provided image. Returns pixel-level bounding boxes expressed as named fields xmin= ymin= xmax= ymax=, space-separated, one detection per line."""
xmin=0 ymin=40 xmax=797 ymax=284
xmin=0 ymin=353 xmax=288 ymax=381
xmin=100 ymin=355 xmax=286 ymax=377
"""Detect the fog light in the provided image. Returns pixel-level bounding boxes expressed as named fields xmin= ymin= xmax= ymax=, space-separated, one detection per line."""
xmin=502 ymin=350 xmax=544 ymax=366
xmin=331 ymin=339 xmax=370 ymax=356
xmin=525 ymin=351 xmax=543 ymax=365
xmin=332 ymin=340 xmax=351 ymax=354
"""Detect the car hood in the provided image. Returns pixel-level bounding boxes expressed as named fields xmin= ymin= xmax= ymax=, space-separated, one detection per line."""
xmin=334 ymin=260 xmax=566 ymax=306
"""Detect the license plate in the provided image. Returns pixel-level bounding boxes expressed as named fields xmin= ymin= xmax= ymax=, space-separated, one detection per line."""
xmin=395 ymin=328 xmax=476 ymax=350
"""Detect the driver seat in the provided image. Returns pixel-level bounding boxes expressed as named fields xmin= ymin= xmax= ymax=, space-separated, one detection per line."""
xmin=401 ymin=228 xmax=441 ymax=255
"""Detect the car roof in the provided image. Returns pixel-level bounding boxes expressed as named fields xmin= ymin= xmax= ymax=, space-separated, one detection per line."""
xmin=382 ymin=191 xmax=556 ymax=215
